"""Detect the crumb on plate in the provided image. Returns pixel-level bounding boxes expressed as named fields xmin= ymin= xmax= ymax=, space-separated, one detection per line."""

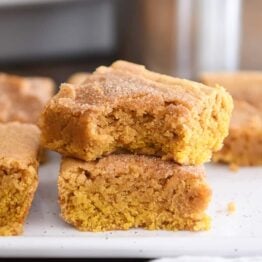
xmin=227 ymin=202 xmax=236 ymax=215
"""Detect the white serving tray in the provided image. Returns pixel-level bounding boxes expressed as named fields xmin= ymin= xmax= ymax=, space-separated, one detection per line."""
xmin=0 ymin=152 xmax=262 ymax=258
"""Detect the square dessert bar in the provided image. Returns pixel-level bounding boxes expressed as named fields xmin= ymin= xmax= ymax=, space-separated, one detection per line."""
xmin=58 ymin=154 xmax=211 ymax=231
xmin=0 ymin=73 xmax=55 ymax=124
xmin=201 ymin=72 xmax=262 ymax=166
xmin=40 ymin=60 xmax=233 ymax=165
xmin=0 ymin=122 xmax=40 ymax=236
xmin=67 ymin=72 xmax=90 ymax=85
xmin=213 ymin=100 xmax=262 ymax=166
xmin=200 ymin=72 xmax=262 ymax=110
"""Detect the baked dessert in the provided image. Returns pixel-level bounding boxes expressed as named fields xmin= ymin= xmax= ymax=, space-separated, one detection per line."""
xmin=0 ymin=73 xmax=55 ymax=124
xmin=213 ymin=100 xmax=262 ymax=166
xmin=201 ymin=72 xmax=262 ymax=166
xmin=0 ymin=122 xmax=40 ymax=236
xmin=40 ymin=60 xmax=233 ymax=165
xmin=58 ymin=154 xmax=211 ymax=231
xmin=200 ymin=72 xmax=262 ymax=110
xmin=67 ymin=72 xmax=90 ymax=85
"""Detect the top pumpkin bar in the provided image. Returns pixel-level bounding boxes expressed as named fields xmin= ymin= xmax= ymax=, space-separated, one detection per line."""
xmin=39 ymin=61 xmax=233 ymax=165
xmin=0 ymin=73 xmax=55 ymax=124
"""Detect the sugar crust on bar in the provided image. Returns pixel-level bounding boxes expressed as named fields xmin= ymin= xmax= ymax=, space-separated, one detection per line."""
xmin=40 ymin=60 xmax=233 ymax=165
xmin=0 ymin=73 xmax=55 ymax=124
xmin=0 ymin=122 xmax=40 ymax=236
xmin=58 ymin=154 xmax=211 ymax=232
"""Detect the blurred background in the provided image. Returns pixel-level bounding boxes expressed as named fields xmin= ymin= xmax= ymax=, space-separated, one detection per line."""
xmin=0 ymin=0 xmax=260 ymax=84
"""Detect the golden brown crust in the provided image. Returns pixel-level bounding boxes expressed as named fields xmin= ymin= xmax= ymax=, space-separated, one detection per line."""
xmin=61 ymin=154 xmax=206 ymax=178
xmin=0 ymin=122 xmax=40 ymax=236
xmin=40 ymin=60 xmax=233 ymax=165
xmin=59 ymin=61 xmax=227 ymax=110
xmin=0 ymin=73 xmax=55 ymax=123
xmin=59 ymin=154 xmax=211 ymax=232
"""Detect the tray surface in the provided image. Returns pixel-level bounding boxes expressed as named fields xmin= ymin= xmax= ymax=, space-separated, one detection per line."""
xmin=0 ymin=152 xmax=262 ymax=258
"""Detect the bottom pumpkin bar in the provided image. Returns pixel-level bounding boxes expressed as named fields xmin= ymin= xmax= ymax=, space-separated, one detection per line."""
xmin=0 ymin=122 xmax=40 ymax=236
xmin=58 ymin=154 xmax=212 ymax=232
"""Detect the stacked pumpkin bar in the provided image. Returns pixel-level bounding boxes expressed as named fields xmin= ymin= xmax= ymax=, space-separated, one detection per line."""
xmin=40 ymin=60 xmax=233 ymax=231
xmin=0 ymin=73 xmax=55 ymax=235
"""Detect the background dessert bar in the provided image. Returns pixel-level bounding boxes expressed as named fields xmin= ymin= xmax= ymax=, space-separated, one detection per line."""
xmin=0 ymin=122 xmax=40 ymax=236
xmin=0 ymin=73 xmax=55 ymax=124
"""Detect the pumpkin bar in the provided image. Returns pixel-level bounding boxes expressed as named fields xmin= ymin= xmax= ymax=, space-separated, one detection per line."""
xmin=200 ymin=72 xmax=262 ymax=110
xmin=213 ymin=100 xmax=262 ymax=166
xmin=58 ymin=154 xmax=211 ymax=231
xmin=67 ymin=72 xmax=90 ymax=85
xmin=201 ymin=72 xmax=262 ymax=166
xmin=0 ymin=73 xmax=55 ymax=124
xmin=40 ymin=60 xmax=233 ymax=165
xmin=0 ymin=122 xmax=40 ymax=236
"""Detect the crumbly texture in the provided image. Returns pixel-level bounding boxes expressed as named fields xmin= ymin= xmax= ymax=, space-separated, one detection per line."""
xmin=200 ymin=72 xmax=262 ymax=110
xmin=0 ymin=73 xmax=55 ymax=124
xmin=213 ymin=100 xmax=262 ymax=166
xmin=40 ymin=60 xmax=233 ymax=165
xmin=58 ymin=154 xmax=211 ymax=232
xmin=0 ymin=122 xmax=40 ymax=236
xmin=67 ymin=72 xmax=90 ymax=85
xmin=201 ymin=72 xmax=262 ymax=166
